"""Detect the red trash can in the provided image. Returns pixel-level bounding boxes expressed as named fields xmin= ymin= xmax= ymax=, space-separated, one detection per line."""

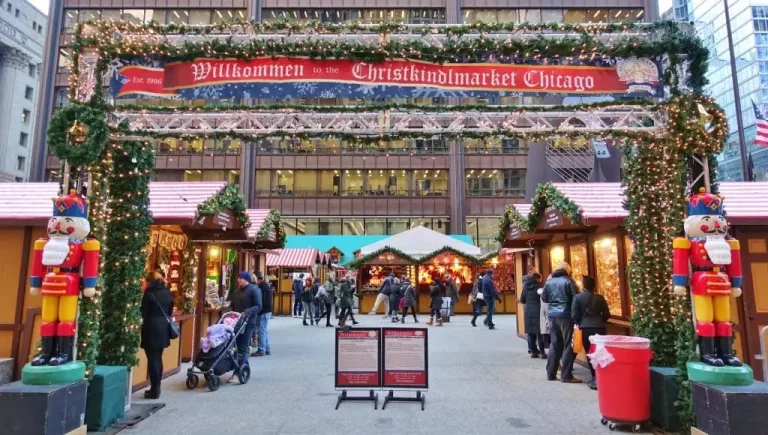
xmin=588 ymin=335 xmax=652 ymax=432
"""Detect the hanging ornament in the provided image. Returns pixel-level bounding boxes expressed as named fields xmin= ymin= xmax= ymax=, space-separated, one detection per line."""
xmin=68 ymin=120 xmax=89 ymax=145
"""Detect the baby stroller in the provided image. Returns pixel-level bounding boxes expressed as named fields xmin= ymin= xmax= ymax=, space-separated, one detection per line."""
xmin=186 ymin=311 xmax=250 ymax=391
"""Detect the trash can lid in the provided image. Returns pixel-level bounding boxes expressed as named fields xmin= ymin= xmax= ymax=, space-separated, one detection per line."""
xmin=589 ymin=335 xmax=651 ymax=349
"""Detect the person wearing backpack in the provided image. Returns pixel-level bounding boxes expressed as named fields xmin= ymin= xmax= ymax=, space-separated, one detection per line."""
xmin=388 ymin=278 xmax=403 ymax=323
xmin=401 ymin=278 xmax=418 ymax=323
xmin=571 ymin=274 xmax=610 ymax=390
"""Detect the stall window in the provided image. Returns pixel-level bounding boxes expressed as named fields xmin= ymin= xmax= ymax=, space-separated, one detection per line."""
xmin=549 ymin=245 xmax=565 ymax=273
xmin=593 ymin=237 xmax=622 ymax=316
xmin=387 ymin=218 xmax=410 ymax=235
xmin=343 ymin=219 xmax=365 ymax=235
xmin=365 ymin=219 xmax=386 ymax=235
xmin=569 ymin=243 xmax=588 ymax=290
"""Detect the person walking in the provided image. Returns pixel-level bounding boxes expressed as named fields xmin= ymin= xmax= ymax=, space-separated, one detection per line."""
xmin=253 ymin=272 xmax=272 ymax=357
xmin=229 ymin=271 xmax=262 ymax=370
xmin=482 ymin=270 xmax=500 ymax=329
xmin=316 ymin=281 xmax=334 ymax=327
xmin=444 ymin=274 xmax=459 ymax=316
xmin=324 ymin=274 xmax=337 ymax=319
xmin=389 ymin=278 xmax=403 ymax=322
xmin=400 ymin=278 xmax=418 ymax=323
xmin=338 ymin=274 xmax=359 ymax=327
xmin=292 ymin=273 xmax=304 ymax=318
xmin=301 ymin=277 xmax=315 ymax=326
xmin=469 ymin=274 xmax=486 ymax=327
xmin=369 ymin=272 xmax=393 ymax=317
xmin=426 ymin=278 xmax=444 ymax=326
xmin=312 ymin=277 xmax=323 ymax=324
xmin=520 ymin=267 xmax=547 ymax=359
xmin=541 ymin=262 xmax=581 ymax=384
xmin=140 ymin=270 xmax=174 ymax=399
xmin=572 ymin=275 xmax=610 ymax=390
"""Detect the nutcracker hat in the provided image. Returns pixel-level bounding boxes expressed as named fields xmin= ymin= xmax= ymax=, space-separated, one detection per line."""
xmin=52 ymin=189 xmax=88 ymax=218
xmin=687 ymin=188 xmax=724 ymax=216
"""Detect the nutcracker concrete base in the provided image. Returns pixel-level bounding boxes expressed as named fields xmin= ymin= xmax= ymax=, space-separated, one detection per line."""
xmin=692 ymin=380 xmax=768 ymax=435
xmin=0 ymin=379 xmax=87 ymax=435
xmin=687 ymin=361 xmax=753 ymax=386
xmin=22 ymin=361 xmax=86 ymax=386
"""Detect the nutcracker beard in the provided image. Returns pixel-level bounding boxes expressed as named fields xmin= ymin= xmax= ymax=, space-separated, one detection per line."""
xmin=42 ymin=236 xmax=69 ymax=265
xmin=703 ymin=236 xmax=732 ymax=265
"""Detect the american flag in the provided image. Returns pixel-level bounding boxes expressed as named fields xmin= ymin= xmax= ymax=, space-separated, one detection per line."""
xmin=753 ymin=101 xmax=768 ymax=147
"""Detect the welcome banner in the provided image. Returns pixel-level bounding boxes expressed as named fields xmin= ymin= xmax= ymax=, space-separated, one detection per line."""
xmin=110 ymin=56 xmax=661 ymax=100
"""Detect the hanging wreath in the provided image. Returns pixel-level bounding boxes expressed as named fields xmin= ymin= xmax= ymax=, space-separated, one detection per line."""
xmin=47 ymin=102 xmax=109 ymax=167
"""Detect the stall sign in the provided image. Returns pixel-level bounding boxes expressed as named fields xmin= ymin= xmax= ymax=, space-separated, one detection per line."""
xmin=507 ymin=225 xmax=522 ymax=240
xmin=151 ymin=229 xmax=188 ymax=250
xmin=214 ymin=211 xmax=232 ymax=229
xmin=382 ymin=328 xmax=428 ymax=389
xmin=335 ymin=328 xmax=381 ymax=388
xmin=543 ymin=206 xmax=564 ymax=229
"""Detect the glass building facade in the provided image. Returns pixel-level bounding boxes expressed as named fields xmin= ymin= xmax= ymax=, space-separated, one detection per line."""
xmin=675 ymin=0 xmax=768 ymax=180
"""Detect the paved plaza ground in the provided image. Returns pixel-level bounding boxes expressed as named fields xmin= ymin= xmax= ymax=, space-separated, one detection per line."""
xmin=129 ymin=315 xmax=614 ymax=435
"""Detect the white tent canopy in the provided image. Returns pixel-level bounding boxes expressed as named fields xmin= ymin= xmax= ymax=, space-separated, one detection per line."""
xmin=357 ymin=226 xmax=482 ymax=257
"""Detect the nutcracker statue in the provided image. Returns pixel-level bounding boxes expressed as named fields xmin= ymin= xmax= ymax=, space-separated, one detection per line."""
xmin=673 ymin=188 xmax=744 ymax=370
xmin=27 ymin=189 xmax=100 ymax=372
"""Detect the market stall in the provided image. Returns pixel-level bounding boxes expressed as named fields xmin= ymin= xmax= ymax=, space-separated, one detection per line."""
xmin=0 ymin=181 xmax=275 ymax=388
xmin=265 ymin=248 xmax=328 ymax=315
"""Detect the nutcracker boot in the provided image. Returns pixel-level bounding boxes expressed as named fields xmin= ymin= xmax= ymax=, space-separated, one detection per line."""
xmin=49 ymin=335 xmax=73 ymax=366
xmin=31 ymin=336 xmax=55 ymax=366
xmin=698 ymin=336 xmax=724 ymax=367
xmin=717 ymin=336 xmax=743 ymax=367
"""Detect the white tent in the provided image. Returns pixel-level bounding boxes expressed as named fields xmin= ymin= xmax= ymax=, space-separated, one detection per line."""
xmin=357 ymin=226 xmax=482 ymax=258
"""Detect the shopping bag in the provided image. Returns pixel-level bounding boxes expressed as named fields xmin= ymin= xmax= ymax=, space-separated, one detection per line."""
xmin=572 ymin=328 xmax=584 ymax=353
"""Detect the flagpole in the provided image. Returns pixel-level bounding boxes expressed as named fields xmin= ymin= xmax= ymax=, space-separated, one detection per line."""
xmin=723 ymin=0 xmax=752 ymax=181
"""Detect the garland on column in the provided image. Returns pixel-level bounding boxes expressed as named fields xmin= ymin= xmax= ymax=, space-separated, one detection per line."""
xmin=97 ymin=141 xmax=154 ymax=367
xmin=180 ymin=243 xmax=198 ymax=314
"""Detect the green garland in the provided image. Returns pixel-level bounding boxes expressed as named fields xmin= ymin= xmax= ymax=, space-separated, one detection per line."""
xmin=196 ymin=183 xmax=251 ymax=227
xmin=256 ymin=209 xmax=286 ymax=247
xmin=113 ymin=99 xmax=656 ymax=114
xmin=47 ymin=102 xmax=109 ymax=167
xmin=180 ymin=243 xmax=198 ymax=314
xmin=418 ymin=246 xmax=490 ymax=265
xmin=86 ymin=18 xmax=680 ymax=37
xmin=347 ymin=246 xmax=420 ymax=268
xmin=496 ymin=183 xmax=583 ymax=241
xmin=98 ymin=140 xmax=154 ymax=367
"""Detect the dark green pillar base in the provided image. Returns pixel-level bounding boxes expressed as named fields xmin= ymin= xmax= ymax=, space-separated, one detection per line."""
xmin=21 ymin=361 xmax=86 ymax=385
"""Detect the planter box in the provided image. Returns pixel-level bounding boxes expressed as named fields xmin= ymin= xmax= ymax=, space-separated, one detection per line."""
xmin=85 ymin=366 xmax=126 ymax=432
xmin=650 ymin=367 xmax=681 ymax=432
xmin=0 ymin=379 xmax=87 ymax=434
xmin=692 ymin=380 xmax=768 ymax=435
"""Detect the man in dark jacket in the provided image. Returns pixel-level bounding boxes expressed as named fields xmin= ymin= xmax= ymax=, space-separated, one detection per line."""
xmin=520 ymin=268 xmax=547 ymax=359
xmin=253 ymin=272 xmax=273 ymax=357
xmin=481 ymin=270 xmax=501 ymax=330
xmin=541 ymin=262 xmax=581 ymax=383
xmin=292 ymin=273 xmax=304 ymax=317
xmin=572 ymin=274 xmax=610 ymax=389
xmin=230 ymin=271 xmax=262 ymax=367
xmin=369 ymin=272 xmax=393 ymax=317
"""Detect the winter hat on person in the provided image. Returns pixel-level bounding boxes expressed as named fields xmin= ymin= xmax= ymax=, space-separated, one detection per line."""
xmin=582 ymin=275 xmax=596 ymax=291
xmin=238 ymin=271 xmax=253 ymax=282
xmin=558 ymin=261 xmax=572 ymax=274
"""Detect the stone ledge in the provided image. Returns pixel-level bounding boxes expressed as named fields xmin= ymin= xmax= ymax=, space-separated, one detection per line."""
xmin=0 ymin=358 xmax=13 ymax=386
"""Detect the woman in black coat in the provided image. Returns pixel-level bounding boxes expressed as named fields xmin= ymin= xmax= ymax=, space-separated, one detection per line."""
xmin=519 ymin=270 xmax=547 ymax=359
xmin=140 ymin=270 xmax=174 ymax=399
xmin=427 ymin=278 xmax=444 ymax=327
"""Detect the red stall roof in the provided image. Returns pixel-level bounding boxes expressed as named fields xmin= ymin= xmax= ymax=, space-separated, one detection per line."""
xmin=509 ymin=182 xmax=768 ymax=225
xmin=0 ymin=181 xmax=232 ymax=225
xmin=245 ymin=209 xmax=273 ymax=242
xmin=266 ymin=249 xmax=319 ymax=268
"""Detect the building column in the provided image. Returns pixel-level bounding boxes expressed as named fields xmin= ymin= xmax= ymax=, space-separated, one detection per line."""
xmin=449 ymin=138 xmax=466 ymax=234
xmin=240 ymin=142 xmax=256 ymax=207
xmin=250 ymin=0 xmax=262 ymax=22
xmin=30 ymin=0 xmax=64 ymax=182
xmin=447 ymin=0 xmax=462 ymax=24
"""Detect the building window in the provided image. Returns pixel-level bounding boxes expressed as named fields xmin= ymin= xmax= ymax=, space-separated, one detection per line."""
xmin=6 ymin=3 xmax=11 ymax=13
xmin=32 ymin=22 xmax=36 ymax=30
xmin=461 ymin=8 xmax=644 ymax=24
xmin=57 ymin=48 xmax=72 ymax=73
xmin=263 ymin=9 xmax=445 ymax=24
xmin=28 ymin=63 xmax=35 ymax=78
xmin=15 ymin=177 xmax=23 ymax=182
xmin=466 ymin=169 xmax=525 ymax=196
xmin=19 ymin=132 xmax=28 ymax=146
xmin=24 ymin=86 xmax=33 ymax=100
xmin=38 ymin=25 xmax=42 ymax=33
xmin=17 ymin=156 xmax=25 ymax=171
xmin=22 ymin=109 xmax=30 ymax=124
xmin=53 ymin=88 xmax=69 ymax=109
xmin=15 ymin=8 xmax=19 ymax=17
